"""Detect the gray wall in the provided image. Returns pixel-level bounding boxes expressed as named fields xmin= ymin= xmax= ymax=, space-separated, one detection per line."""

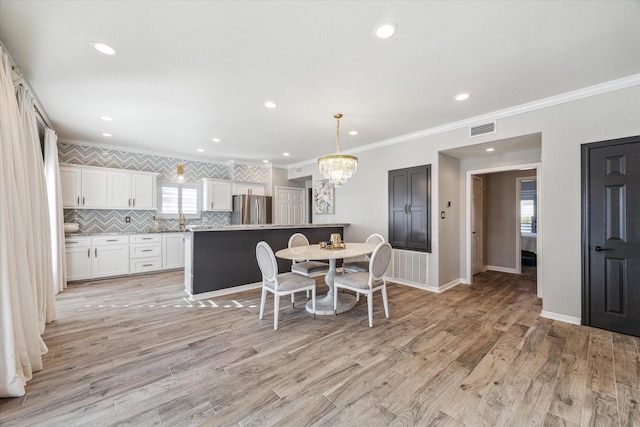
xmin=438 ymin=153 xmax=460 ymax=286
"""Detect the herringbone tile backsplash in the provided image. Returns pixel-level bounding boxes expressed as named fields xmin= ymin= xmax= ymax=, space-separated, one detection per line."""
xmin=60 ymin=142 xmax=268 ymax=233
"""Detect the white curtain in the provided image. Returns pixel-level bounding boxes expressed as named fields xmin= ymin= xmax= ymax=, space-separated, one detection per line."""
xmin=0 ymin=47 xmax=52 ymax=397
xmin=44 ymin=128 xmax=67 ymax=294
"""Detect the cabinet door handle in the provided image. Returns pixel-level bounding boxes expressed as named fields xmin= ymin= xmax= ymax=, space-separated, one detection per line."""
xmin=67 ymin=240 xmax=79 ymax=244
xmin=82 ymin=196 xmax=85 ymax=205
xmin=142 ymin=249 xmax=153 ymax=252
xmin=407 ymin=204 xmax=412 ymax=213
xmin=133 ymin=198 xmax=136 ymax=207
xmin=142 ymin=264 xmax=153 ymax=267
xmin=87 ymin=248 xmax=90 ymax=258
xmin=594 ymin=246 xmax=612 ymax=252
xmin=106 ymin=239 xmax=118 ymax=242
xmin=142 ymin=237 xmax=153 ymax=240
xmin=211 ymin=202 xmax=213 ymax=210
xmin=77 ymin=196 xmax=80 ymax=205
xmin=95 ymin=248 xmax=97 ymax=257
xmin=128 ymin=199 xmax=131 ymax=207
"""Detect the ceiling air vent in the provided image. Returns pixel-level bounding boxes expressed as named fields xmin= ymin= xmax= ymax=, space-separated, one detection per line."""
xmin=295 ymin=167 xmax=303 ymax=174
xmin=469 ymin=121 xmax=496 ymax=138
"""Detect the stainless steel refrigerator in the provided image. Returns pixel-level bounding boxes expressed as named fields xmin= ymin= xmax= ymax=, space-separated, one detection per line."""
xmin=231 ymin=195 xmax=272 ymax=225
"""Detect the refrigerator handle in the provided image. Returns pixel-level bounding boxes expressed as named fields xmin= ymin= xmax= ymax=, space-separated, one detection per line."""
xmin=256 ymin=198 xmax=260 ymax=223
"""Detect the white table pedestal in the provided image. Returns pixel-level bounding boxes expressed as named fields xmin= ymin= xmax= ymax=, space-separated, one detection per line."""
xmin=305 ymin=258 xmax=356 ymax=315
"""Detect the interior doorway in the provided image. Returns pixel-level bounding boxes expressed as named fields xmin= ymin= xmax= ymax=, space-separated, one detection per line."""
xmin=471 ymin=176 xmax=484 ymax=276
xmin=466 ymin=164 xmax=542 ymax=296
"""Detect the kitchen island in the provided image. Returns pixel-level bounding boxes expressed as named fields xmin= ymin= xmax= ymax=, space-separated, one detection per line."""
xmin=184 ymin=224 xmax=347 ymax=299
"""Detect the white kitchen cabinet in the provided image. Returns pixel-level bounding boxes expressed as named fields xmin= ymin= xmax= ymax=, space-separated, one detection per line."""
xmin=130 ymin=234 xmax=163 ymax=274
xmin=108 ymin=170 xmax=157 ymax=210
xmin=60 ymin=165 xmax=108 ymax=208
xmin=91 ymin=236 xmax=130 ymax=278
xmin=201 ymin=179 xmax=233 ymax=211
xmin=60 ymin=166 xmax=82 ymax=208
xmin=163 ymin=233 xmax=185 ymax=270
xmin=232 ymin=182 xmax=266 ymax=196
xmin=65 ymin=237 xmax=92 ymax=281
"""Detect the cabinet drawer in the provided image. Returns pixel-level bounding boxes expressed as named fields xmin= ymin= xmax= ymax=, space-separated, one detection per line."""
xmin=130 ymin=243 xmax=162 ymax=258
xmin=130 ymin=257 xmax=163 ymax=273
xmin=130 ymin=234 xmax=161 ymax=243
xmin=92 ymin=235 xmax=130 ymax=245
xmin=65 ymin=236 xmax=92 ymax=247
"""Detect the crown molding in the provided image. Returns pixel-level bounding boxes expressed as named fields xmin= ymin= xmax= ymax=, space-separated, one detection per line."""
xmin=288 ymin=74 xmax=640 ymax=170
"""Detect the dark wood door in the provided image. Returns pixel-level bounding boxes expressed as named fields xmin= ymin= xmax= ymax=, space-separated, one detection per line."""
xmin=388 ymin=165 xmax=431 ymax=252
xmin=582 ymin=135 xmax=640 ymax=337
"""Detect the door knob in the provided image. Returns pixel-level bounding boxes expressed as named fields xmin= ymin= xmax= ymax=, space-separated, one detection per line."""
xmin=594 ymin=246 xmax=611 ymax=252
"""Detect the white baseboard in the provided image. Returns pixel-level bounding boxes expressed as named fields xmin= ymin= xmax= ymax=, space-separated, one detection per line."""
xmin=388 ymin=277 xmax=460 ymax=293
xmin=540 ymin=310 xmax=581 ymax=325
xmin=485 ymin=265 xmax=518 ymax=274
xmin=187 ymin=282 xmax=262 ymax=301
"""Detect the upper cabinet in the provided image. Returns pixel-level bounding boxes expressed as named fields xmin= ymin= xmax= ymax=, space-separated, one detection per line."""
xmin=60 ymin=165 xmax=108 ymax=208
xmin=61 ymin=164 xmax=157 ymax=210
xmin=201 ymin=179 xmax=233 ymax=211
xmin=107 ymin=170 xmax=156 ymax=210
xmin=232 ymin=182 xmax=265 ymax=196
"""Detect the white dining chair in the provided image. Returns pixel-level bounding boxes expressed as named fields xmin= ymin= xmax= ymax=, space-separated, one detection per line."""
xmin=256 ymin=241 xmax=316 ymax=330
xmin=288 ymin=233 xmax=330 ymax=306
xmin=342 ymin=233 xmax=385 ymax=274
xmin=333 ymin=242 xmax=392 ymax=327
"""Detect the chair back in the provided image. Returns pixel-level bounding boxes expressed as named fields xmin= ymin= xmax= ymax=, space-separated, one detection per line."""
xmin=256 ymin=241 xmax=278 ymax=287
xmin=288 ymin=233 xmax=310 ymax=263
xmin=366 ymin=233 xmax=385 ymax=246
xmin=369 ymin=242 xmax=392 ymax=282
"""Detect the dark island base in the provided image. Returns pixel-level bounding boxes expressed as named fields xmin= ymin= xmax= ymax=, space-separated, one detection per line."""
xmin=191 ymin=226 xmax=344 ymax=296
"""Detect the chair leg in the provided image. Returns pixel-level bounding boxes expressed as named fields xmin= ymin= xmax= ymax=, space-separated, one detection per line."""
xmin=367 ymin=293 xmax=373 ymax=327
xmin=381 ymin=285 xmax=389 ymax=319
xmin=291 ymin=293 xmax=295 ymax=308
xmin=259 ymin=287 xmax=267 ymax=320
xmin=312 ymin=287 xmax=316 ymax=319
xmin=306 ymin=289 xmax=310 ymax=301
xmin=274 ymin=295 xmax=280 ymax=330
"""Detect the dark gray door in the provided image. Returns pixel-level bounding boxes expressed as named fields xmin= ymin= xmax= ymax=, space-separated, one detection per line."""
xmin=582 ymin=135 xmax=640 ymax=337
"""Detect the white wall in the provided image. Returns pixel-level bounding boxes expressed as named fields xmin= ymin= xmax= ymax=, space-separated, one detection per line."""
xmin=438 ymin=153 xmax=460 ymax=286
xmin=289 ymin=84 xmax=640 ymax=320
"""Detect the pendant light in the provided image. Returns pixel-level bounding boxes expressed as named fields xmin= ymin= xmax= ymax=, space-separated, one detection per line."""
xmin=317 ymin=114 xmax=358 ymax=187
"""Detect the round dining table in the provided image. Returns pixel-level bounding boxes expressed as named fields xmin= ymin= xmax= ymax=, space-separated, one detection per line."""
xmin=275 ymin=242 xmax=377 ymax=315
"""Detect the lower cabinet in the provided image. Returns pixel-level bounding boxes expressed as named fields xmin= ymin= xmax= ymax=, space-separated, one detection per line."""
xmin=91 ymin=236 xmax=130 ymax=279
xmin=66 ymin=232 xmax=185 ymax=281
xmin=163 ymin=233 xmax=184 ymax=270
xmin=130 ymin=234 xmax=162 ymax=274
xmin=65 ymin=237 xmax=92 ymax=281
xmin=65 ymin=235 xmax=130 ymax=280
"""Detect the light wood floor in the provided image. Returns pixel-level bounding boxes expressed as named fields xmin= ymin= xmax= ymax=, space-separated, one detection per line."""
xmin=1 ymin=268 xmax=638 ymax=426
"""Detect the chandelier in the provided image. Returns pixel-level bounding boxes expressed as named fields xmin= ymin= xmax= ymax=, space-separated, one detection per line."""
xmin=317 ymin=113 xmax=358 ymax=187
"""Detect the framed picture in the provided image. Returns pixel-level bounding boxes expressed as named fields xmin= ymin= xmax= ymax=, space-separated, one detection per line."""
xmin=314 ymin=180 xmax=335 ymax=214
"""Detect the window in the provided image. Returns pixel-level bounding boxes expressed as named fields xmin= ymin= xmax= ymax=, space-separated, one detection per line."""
xmin=157 ymin=182 xmax=201 ymax=219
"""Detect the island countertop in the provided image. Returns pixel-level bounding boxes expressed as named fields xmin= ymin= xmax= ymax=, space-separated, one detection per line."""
xmin=187 ymin=223 xmax=349 ymax=232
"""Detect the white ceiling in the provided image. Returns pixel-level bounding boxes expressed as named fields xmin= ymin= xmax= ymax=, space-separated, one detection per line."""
xmin=0 ymin=1 xmax=638 ymax=166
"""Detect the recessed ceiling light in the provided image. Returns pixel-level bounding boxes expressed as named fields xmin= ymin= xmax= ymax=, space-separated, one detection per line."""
xmin=265 ymin=101 xmax=277 ymax=109
xmin=349 ymin=130 xmax=358 ymax=136
xmin=376 ymin=23 xmax=397 ymax=39
xmin=101 ymin=133 xmax=112 ymax=137
xmin=101 ymin=115 xmax=113 ymax=121
xmin=486 ymin=148 xmax=495 ymax=152
xmin=455 ymin=93 xmax=470 ymax=101
xmin=197 ymin=148 xmax=204 ymax=153
xmin=211 ymin=138 xmax=221 ymax=142
xmin=262 ymin=160 xmax=269 ymax=163
xmin=92 ymin=42 xmax=116 ymax=55
xmin=283 ymin=152 xmax=290 ymax=156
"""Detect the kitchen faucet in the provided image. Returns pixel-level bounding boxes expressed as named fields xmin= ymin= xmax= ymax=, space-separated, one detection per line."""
xmin=178 ymin=212 xmax=186 ymax=230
